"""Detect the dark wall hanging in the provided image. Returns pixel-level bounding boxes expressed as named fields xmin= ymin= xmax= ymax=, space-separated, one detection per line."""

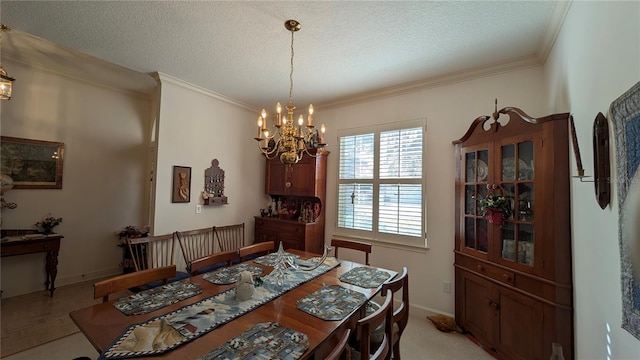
xmin=592 ymin=112 xmax=611 ymax=209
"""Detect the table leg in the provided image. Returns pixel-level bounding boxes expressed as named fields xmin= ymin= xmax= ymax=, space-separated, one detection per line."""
xmin=45 ymin=250 xmax=59 ymax=297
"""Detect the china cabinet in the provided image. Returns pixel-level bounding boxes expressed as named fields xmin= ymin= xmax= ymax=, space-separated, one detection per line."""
xmin=255 ymin=150 xmax=329 ymax=254
xmin=453 ymin=106 xmax=573 ymax=360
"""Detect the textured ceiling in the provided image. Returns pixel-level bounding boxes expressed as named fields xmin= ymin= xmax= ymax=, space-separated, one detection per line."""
xmin=0 ymin=1 xmax=569 ymax=110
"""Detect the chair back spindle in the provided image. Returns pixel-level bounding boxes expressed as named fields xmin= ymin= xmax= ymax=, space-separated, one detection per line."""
xmin=176 ymin=227 xmax=216 ymax=266
xmin=215 ymin=223 xmax=245 ymax=252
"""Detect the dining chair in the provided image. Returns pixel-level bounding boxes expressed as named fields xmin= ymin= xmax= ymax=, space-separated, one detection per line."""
xmin=381 ymin=267 xmax=409 ymax=359
xmin=331 ymin=239 xmax=372 ymax=265
xmin=126 ymin=233 xmax=190 ymax=289
xmin=176 ymin=227 xmax=216 ymax=267
xmin=325 ymin=327 xmax=352 ymax=360
xmin=352 ymin=289 xmax=393 ymax=360
xmin=239 ymin=241 xmax=275 ymax=262
xmin=93 ymin=265 xmax=176 ymax=303
xmin=215 ymin=223 xmax=245 ymax=252
xmin=187 ymin=249 xmax=240 ymax=275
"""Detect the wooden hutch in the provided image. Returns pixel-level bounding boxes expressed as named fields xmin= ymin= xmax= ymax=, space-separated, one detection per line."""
xmin=255 ymin=150 xmax=329 ymax=254
xmin=453 ymin=106 xmax=574 ymax=360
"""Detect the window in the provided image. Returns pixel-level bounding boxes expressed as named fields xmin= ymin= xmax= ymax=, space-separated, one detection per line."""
xmin=337 ymin=119 xmax=425 ymax=247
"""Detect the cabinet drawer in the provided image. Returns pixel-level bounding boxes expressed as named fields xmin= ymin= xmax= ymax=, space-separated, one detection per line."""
xmin=457 ymin=255 xmax=515 ymax=286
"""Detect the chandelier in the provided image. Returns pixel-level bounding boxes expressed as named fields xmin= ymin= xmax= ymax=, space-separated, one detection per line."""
xmin=0 ymin=24 xmax=15 ymax=100
xmin=253 ymin=20 xmax=326 ymax=164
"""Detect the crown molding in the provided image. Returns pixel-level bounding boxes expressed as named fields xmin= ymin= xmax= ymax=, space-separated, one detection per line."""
xmin=155 ymin=72 xmax=256 ymax=112
xmin=536 ymin=0 xmax=572 ymax=63
xmin=319 ymin=56 xmax=542 ymax=110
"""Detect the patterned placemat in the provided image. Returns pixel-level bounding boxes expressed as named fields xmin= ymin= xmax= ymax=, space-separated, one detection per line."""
xmin=339 ymin=266 xmax=392 ymax=288
xmin=198 ymin=322 xmax=309 ymax=360
xmin=253 ymin=252 xmax=300 ymax=266
xmin=113 ymin=280 xmax=203 ymax=316
xmin=296 ymin=285 xmax=367 ymax=321
xmin=202 ymin=263 xmax=264 ymax=285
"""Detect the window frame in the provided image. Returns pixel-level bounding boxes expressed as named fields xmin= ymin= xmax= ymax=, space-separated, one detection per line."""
xmin=335 ymin=118 xmax=427 ymax=248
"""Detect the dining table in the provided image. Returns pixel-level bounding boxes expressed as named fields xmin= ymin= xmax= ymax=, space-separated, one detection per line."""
xmin=69 ymin=249 xmax=397 ymax=360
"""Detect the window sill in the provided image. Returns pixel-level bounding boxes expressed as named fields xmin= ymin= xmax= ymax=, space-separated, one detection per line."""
xmin=329 ymin=233 xmax=428 ymax=254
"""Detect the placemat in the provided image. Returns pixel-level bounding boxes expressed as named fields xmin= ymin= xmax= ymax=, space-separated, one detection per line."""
xmin=253 ymin=252 xmax=299 ymax=266
xmin=202 ymin=263 xmax=264 ymax=285
xmin=113 ymin=280 xmax=203 ymax=316
xmin=296 ymin=285 xmax=367 ymax=321
xmin=339 ymin=266 xmax=392 ymax=288
xmin=198 ymin=322 xmax=309 ymax=360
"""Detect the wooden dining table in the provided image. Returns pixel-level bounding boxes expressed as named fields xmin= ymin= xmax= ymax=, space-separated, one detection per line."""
xmin=69 ymin=249 xmax=396 ymax=360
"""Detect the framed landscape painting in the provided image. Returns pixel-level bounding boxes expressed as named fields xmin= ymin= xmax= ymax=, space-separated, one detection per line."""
xmin=0 ymin=136 xmax=64 ymax=189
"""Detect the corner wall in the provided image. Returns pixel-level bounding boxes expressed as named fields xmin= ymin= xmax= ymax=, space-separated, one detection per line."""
xmin=1 ymin=59 xmax=153 ymax=297
xmin=544 ymin=1 xmax=640 ymax=358
xmin=151 ymin=76 xmax=269 ymax=270
xmin=319 ymin=66 xmax=546 ymax=316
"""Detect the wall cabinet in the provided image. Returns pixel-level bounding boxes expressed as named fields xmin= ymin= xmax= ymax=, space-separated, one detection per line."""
xmin=265 ymin=150 xmax=328 ymax=197
xmin=256 ymin=150 xmax=329 ymax=254
xmin=453 ymin=107 xmax=573 ymax=360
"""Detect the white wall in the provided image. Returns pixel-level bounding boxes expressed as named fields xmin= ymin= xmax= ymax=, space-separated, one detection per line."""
xmin=152 ymin=76 xmax=269 ymax=270
xmin=319 ymin=67 xmax=546 ymax=315
xmin=1 ymin=59 xmax=152 ymax=297
xmin=545 ymin=1 xmax=640 ymax=359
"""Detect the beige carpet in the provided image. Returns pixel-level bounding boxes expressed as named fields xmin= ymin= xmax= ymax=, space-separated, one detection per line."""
xmin=0 ymin=278 xmax=131 ymax=358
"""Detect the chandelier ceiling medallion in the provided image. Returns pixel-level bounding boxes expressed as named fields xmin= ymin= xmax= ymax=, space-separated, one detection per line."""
xmin=0 ymin=24 xmax=15 ymax=100
xmin=253 ymin=20 xmax=326 ymax=164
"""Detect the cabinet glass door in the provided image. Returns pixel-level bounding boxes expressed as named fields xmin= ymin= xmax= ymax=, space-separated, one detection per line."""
xmin=463 ymin=149 xmax=489 ymax=254
xmin=499 ymin=140 xmax=535 ymax=267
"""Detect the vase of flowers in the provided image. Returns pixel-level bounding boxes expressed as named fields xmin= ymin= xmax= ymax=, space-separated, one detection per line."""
xmin=35 ymin=215 xmax=62 ymax=234
xmin=478 ymin=193 xmax=510 ymax=225
xmin=115 ymin=225 xmax=149 ymax=246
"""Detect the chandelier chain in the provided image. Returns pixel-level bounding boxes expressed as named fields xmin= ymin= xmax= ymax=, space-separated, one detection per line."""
xmin=289 ymin=28 xmax=295 ymax=106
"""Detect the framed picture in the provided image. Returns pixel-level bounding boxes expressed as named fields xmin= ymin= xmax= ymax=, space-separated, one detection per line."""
xmin=0 ymin=136 xmax=64 ymax=189
xmin=172 ymin=166 xmax=191 ymax=203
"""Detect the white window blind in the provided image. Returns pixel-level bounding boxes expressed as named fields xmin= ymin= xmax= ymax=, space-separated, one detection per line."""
xmin=336 ymin=120 xmax=425 ymax=247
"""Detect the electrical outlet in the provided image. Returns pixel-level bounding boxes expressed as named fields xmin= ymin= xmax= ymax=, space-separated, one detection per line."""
xmin=443 ymin=281 xmax=451 ymax=294
xmin=195 ymin=205 xmax=202 ymax=214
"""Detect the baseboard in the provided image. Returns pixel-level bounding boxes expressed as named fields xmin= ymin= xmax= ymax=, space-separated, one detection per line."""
xmin=55 ymin=267 xmax=123 ymax=287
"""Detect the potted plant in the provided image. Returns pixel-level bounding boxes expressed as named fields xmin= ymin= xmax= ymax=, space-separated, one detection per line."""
xmin=478 ymin=193 xmax=511 ymax=225
xmin=35 ymin=215 xmax=62 ymax=234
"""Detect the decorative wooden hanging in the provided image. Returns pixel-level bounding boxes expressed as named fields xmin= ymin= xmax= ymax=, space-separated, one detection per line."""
xmin=202 ymin=159 xmax=228 ymax=205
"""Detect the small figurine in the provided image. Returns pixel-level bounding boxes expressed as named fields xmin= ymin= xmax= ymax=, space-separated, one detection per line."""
xmin=234 ymin=270 xmax=255 ymax=301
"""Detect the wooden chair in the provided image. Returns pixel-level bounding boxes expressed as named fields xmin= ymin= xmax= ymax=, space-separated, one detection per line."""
xmin=239 ymin=241 xmax=275 ymax=262
xmin=353 ymin=289 xmax=393 ymax=360
xmin=331 ymin=239 xmax=372 ymax=265
xmin=325 ymin=327 xmax=352 ymax=360
xmin=176 ymin=227 xmax=216 ymax=267
xmin=381 ymin=267 xmax=409 ymax=359
xmin=215 ymin=223 xmax=245 ymax=252
xmin=93 ymin=265 xmax=176 ymax=303
xmin=127 ymin=233 xmax=178 ymax=271
xmin=188 ymin=250 xmax=240 ymax=275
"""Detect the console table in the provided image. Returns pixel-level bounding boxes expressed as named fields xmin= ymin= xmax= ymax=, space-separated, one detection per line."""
xmin=1 ymin=229 xmax=63 ymax=297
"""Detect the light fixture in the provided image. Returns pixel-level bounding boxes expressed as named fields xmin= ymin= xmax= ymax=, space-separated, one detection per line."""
xmin=0 ymin=24 xmax=15 ymax=100
xmin=253 ymin=20 xmax=326 ymax=164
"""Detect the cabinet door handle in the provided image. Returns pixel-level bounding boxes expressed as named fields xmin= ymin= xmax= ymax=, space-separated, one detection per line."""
xmin=489 ymin=301 xmax=500 ymax=310
xmin=477 ymin=265 xmax=484 ymax=272
xmin=285 ymin=182 xmax=292 ymax=188
xmin=502 ymin=273 xmax=511 ymax=281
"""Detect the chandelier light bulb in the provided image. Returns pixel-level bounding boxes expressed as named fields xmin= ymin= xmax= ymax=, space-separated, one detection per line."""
xmin=298 ymin=115 xmax=304 ymax=127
